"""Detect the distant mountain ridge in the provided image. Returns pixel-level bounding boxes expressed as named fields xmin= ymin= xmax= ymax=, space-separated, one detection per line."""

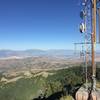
xmin=0 ymin=49 xmax=100 ymax=58
xmin=0 ymin=49 xmax=76 ymax=58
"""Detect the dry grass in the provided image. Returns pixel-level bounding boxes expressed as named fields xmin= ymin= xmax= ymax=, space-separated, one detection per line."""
xmin=60 ymin=95 xmax=73 ymax=100
xmin=96 ymin=82 xmax=100 ymax=88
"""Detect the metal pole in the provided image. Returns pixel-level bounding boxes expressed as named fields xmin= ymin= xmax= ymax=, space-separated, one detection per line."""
xmin=92 ymin=0 xmax=96 ymax=91
xmin=84 ymin=0 xmax=88 ymax=88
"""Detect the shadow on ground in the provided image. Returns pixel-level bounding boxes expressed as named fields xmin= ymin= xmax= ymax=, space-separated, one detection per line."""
xmin=33 ymin=91 xmax=63 ymax=100
xmin=33 ymin=84 xmax=82 ymax=100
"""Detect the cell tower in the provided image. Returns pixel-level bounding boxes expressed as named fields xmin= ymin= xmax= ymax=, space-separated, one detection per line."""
xmin=75 ymin=0 xmax=100 ymax=99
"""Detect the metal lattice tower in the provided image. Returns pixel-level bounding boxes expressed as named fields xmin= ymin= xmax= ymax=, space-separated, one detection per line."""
xmin=78 ymin=0 xmax=99 ymax=90
xmin=75 ymin=0 xmax=100 ymax=99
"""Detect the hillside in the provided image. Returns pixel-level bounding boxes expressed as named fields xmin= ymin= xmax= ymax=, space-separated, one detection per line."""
xmin=0 ymin=66 xmax=100 ymax=100
xmin=0 ymin=66 xmax=85 ymax=100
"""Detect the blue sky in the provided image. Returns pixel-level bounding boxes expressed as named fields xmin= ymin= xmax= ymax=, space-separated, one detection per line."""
xmin=0 ymin=0 xmax=81 ymax=50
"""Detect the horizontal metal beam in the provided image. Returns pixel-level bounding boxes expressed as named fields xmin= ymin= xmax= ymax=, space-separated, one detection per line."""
xmin=74 ymin=42 xmax=100 ymax=45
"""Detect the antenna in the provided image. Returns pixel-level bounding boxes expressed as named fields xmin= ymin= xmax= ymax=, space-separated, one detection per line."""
xmin=78 ymin=0 xmax=97 ymax=90
xmin=76 ymin=0 xmax=100 ymax=99
xmin=98 ymin=8 xmax=100 ymax=43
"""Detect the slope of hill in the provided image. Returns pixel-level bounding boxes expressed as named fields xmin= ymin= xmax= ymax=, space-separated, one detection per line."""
xmin=0 ymin=66 xmax=100 ymax=100
xmin=0 ymin=66 xmax=84 ymax=100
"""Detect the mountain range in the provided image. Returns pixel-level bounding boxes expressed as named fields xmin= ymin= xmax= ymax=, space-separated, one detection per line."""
xmin=0 ymin=49 xmax=100 ymax=59
xmin=0 ymin=49 xmax=76 ymax=58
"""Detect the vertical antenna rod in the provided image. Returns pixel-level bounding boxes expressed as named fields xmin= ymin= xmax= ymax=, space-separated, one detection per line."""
xmin=98 ymin=8 xmax=100 ymax=43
